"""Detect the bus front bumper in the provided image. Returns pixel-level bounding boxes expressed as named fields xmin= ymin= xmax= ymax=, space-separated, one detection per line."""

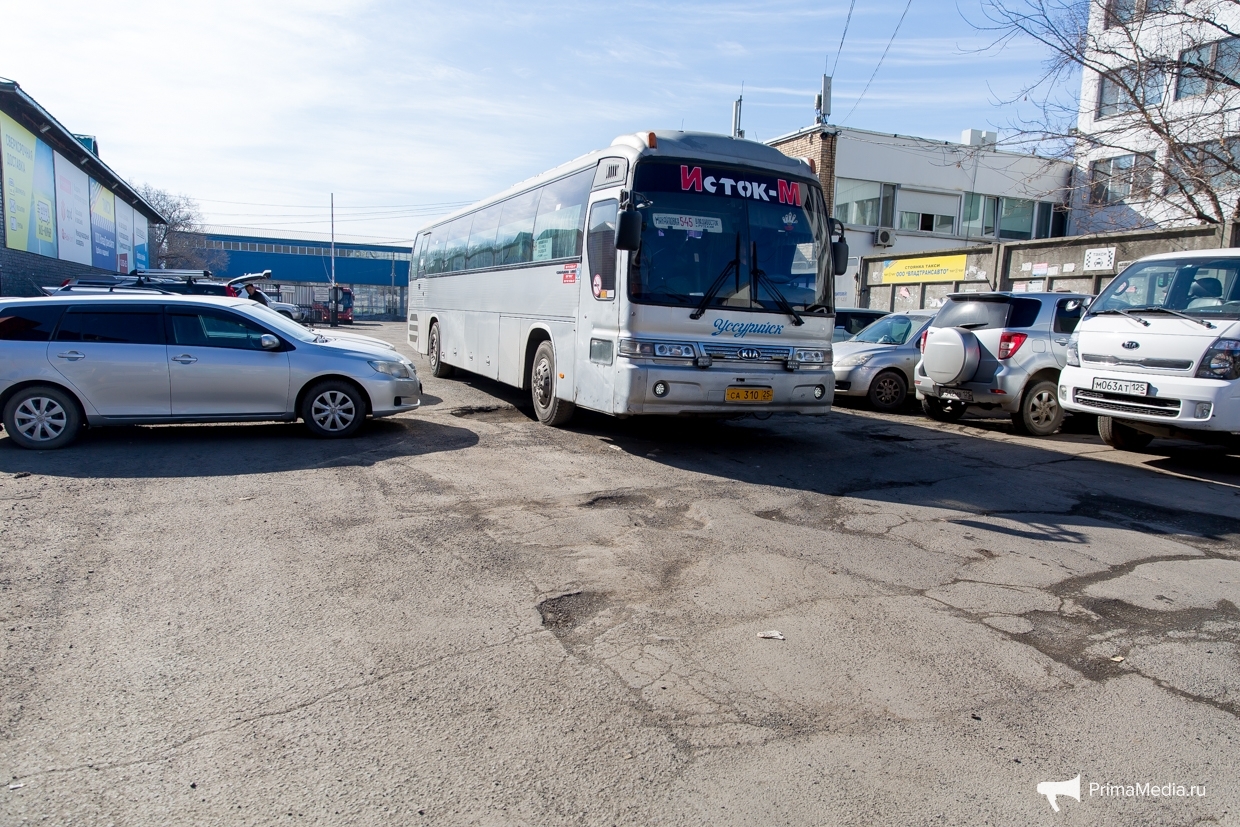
xmin=615 ymin=362 xmax=834 ymax=415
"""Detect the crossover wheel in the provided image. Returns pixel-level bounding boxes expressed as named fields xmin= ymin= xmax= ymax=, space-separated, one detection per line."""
xmin=1012 ymin=380 xmax=1064 ymax=436
xmin=867 ymin=370 xmax=908 ymax=412
xmin=921 ymin=395 xmax=967 ymax=422
xmin=428 ymin=322 xmax=454 ymax=378
xmin=3 ymin=385 xmax=82 ymax=450
xmin=530 ymin=340 xmax=575 ymax=426
xmin=1097 ymin=416 xmax=1154 ymax=451
xmin=301 ymin=380 xmax=366 ymax=438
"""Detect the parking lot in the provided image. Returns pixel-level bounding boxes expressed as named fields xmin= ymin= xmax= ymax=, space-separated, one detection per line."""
xmin=2 ymin=321 xmax=1238 ymax=826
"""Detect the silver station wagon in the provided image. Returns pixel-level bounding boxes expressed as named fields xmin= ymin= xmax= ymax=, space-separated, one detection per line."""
xmin=0 ymin=295 xmax=421 ymax=449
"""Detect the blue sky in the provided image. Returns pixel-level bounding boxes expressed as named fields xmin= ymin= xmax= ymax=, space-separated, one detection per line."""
xmin=0 ymin=0 xmax=1053 ymax=242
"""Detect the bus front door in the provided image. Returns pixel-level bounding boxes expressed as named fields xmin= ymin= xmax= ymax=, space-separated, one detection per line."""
xmin=575 ymin=198 xmax=621 ymax=414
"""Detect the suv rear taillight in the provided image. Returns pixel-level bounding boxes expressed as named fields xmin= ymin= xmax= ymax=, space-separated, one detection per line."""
xmin=226 ymin=286 xmax=238 ymax=297
xmin=919 ymin=330 xmax=929 ymax=352
xmin=997 ymin=331 xmax=1028 ymax=359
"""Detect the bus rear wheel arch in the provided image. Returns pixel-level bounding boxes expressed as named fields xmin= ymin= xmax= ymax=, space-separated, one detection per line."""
xmin=529 ymin=340 xmax=575 ymax=426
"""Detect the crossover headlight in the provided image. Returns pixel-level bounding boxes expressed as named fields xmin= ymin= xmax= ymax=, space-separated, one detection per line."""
xmin=1066 ymin=332 xmax=1080 ymax=367
xmin=1195 ymin=338 xmax=1240 ymax=380
xmin=618 ymin=339 xmax=696 ymax=359
xmin=835 ymin=352 xmax=873 ymax=367
xmin=794 ymin=349 xmax=825 ymax=363
xmin=369 ymin=360 xmax=414 ymax=379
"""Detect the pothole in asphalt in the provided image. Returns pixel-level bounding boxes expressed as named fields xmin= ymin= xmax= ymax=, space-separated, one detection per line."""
xmin=580 ymin=491 xmax=655 ymax=509
xmin=537 ymin=591 xmax=607 ymax=635
xmin=449 ymin=404 xmax=528 ymax=422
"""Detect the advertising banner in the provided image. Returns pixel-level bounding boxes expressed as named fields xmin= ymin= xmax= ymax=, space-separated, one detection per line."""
xmin=1 ymin=110 xmax=59 ymax=256
xmin=133 ymin=213 xmax=149 ymax=269
xmin=53 ymin=151 xmax=92 ymax=265
xmin=881 ymin=254 xmax=967 ymax=284
xmin=115 ymin=200 xmax=134 ymax=273
xmin=89 ymin=177 xmax=117 ymax=271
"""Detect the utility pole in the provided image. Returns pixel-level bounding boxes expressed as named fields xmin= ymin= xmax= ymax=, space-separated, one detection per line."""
xmin=329 ymin=193 xmax=338 ymax=327
xmin=731 ymin=90 xmax=744 ymax=139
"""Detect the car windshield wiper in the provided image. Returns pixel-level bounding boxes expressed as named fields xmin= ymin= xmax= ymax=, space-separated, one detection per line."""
xmin=1090 ymin=307 xmax=1151 ymax=327
xmin=690 ymin=233 xmax=742 ymax=320
xmin=751 ymin=242 xmax=803 ymax=326
xmin=1128 ymin=305 xmax=1216 ymax=328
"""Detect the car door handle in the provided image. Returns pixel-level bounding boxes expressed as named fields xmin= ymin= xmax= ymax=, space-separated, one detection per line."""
xmin=1054 ymin=338 xmax=1069 ymax=345
xmin=171 ymin=354 xmax=198 ymax=364
xmin=56 ymin=351 xmax=85 ymax=361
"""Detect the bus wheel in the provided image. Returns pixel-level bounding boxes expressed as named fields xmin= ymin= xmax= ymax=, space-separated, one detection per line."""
xmin=530 ymin=340 xmax=575 ymax=426
xmin=428 ymin=322 xmax=454 ymax=378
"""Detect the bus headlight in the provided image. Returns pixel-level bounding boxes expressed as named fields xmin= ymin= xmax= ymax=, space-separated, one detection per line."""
xmin=794 ymin=349 xmax=825 ymax=363
xmin=619 ymin=339 xmax=696 ymax=359
xmin=369 ymin=360 xmax=414 ymax=379
xmin=1196 ymin=338 xmax=1240 ymax=380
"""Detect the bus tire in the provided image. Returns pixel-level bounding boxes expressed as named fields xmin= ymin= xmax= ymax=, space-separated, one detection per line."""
xmin=530 ymin=340 xmax=575 ymax=426
xmin=1097 ymin=416 xmax=1153 ymax=451
xmin=427 ymin=322 xmax=454 ymax=378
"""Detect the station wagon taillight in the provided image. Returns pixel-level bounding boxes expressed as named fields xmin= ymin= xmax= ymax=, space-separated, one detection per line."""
xmin=997 ymin=331 xmax=1028 ymax=359
xmin=919 ymin=330 xmax=929 ymax=352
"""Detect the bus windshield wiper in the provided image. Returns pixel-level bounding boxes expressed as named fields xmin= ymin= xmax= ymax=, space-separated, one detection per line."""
xmin=690 ymin=233 xmax=742 ymax=320
xmin=751 ymin=242 xmax=804 ymax=327
xmin=1090 ymin=307 xmax=1151 ymax=327
xmin=1128 ymin=305 xmax=1216 ymax=328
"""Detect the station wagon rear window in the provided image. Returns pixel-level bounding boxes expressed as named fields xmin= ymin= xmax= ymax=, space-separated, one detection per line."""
xmin=0 ymin=306 xmax=65 ymax=341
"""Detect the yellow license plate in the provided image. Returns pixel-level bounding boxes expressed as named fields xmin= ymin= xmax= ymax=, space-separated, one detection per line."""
xmin=725 ymin=387 xmax=773 ymax=403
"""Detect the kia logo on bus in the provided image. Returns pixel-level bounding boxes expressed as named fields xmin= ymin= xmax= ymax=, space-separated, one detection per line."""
xmin=1122 ymin=341 xmax=1140 ymax=350
xmin=737 ymin=347 xmax=762 ymax=360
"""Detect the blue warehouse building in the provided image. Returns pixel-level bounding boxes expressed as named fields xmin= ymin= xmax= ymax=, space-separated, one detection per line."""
xmin=196 ymin=230 xmax=411 ymax=320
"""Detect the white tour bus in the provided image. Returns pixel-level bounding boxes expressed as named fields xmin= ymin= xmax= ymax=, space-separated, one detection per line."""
xmin=407 ymin=130 xmax=849 ymax=424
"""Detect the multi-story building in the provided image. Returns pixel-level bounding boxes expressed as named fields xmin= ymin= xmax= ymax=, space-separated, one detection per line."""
xmin=769 ymin=125 xmax=1071 ymax=306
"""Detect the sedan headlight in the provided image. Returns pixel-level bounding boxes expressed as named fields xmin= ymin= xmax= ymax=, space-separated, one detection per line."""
xmin=835 ymin=352 xmax=873 ymax=367
xmin=618 ymin=339 xmax=696 ymax=359
xmin=794 ymin=349 xmax=825 ymax=363
xmin=369 ymin=360 xmax=414 ymax=379
xmin=1195 ymin=338 xmax=1240 ymax=380
xmin=1066 ymin=331 xmax=1080 ymax=367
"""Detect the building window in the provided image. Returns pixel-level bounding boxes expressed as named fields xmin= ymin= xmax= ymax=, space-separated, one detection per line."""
xmin=1090 ymin=154 xmax=1155 ymax=204
xmin=1097 ymin=64 xmax=1164 ymax=118
xmin=1176 ymin=37 xmax=1240 ymax=100
xmin=1106 ymin=0 xmax=1171 ymax=28
xmin=1167 ymin=137 xmax=1240 ymax=193
xmin=962 ymin=193 xmax=998 ymax=237
xmin=834 ymin=178 xmax=895 ymax=227
xmin=998 ymin=198 xmax=1037 ymax=240
xmin=898 ymin=211 xmax=954 ymax=234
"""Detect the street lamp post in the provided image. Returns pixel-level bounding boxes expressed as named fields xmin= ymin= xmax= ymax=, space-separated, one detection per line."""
xmin=329 ymin=192 xmax=338 ymax=327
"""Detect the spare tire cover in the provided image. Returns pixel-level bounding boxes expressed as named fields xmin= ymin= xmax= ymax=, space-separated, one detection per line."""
xmin=923 ymin=327 xmax=980 ymax=385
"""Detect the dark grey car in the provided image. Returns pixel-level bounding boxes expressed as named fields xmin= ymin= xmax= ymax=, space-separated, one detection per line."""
xmin=913 ymin=292 xmax=1090 ymax=435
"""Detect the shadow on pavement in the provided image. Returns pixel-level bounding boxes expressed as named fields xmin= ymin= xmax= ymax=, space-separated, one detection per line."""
xmin=0 ymin=416 xmax=478 ymax=478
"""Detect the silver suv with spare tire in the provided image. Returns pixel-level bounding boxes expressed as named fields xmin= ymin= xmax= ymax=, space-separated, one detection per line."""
xmin=913 ymin=291 xmax=1090 ymax=435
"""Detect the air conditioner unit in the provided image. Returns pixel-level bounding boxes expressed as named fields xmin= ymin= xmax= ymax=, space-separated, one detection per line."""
xmin=874 ymin=228 xmax=896 ymax=247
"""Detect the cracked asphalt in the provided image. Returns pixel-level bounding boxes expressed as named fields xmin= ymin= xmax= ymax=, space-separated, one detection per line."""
xmin=1 ymin=321 xmax=1238 ymax=826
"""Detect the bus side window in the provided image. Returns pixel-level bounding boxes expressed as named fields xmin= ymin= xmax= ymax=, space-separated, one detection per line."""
xmin=587 ymin=200 xmax=619 ymax=300
xmin=414 ymin=232 xmax=431 ymax=278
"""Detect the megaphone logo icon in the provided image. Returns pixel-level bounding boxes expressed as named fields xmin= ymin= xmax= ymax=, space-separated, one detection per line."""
xmin=1036 ymin=774 xmax=1081 ymax=812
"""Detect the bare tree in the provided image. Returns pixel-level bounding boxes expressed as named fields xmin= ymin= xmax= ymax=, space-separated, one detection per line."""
xmin=135 ymin=184 xmax=227 ymax=271
xmin=973 ymin=0 xmax=1240 ymax=231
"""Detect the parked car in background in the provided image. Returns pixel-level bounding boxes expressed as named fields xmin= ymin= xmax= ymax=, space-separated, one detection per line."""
xmin=0 ymin=295 xmax=420 ymax=450
xmin=1060 ymin=250 xmax=1240 ymax=450
xmin=914 ymin=291 xmax=1090 ymax=435
xmin=833 ymin=310 xmax=936 ymax=411
xmin=226 ymin=272 xmax=306 ymax=321
xmin=44 ymin=271 xmax=230 ymax=297
xmin=834 ymin=308 xmax=888 ymax=342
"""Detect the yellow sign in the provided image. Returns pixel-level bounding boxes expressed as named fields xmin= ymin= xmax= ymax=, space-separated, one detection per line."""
xmin=881 ymin=254 xmax=967 ymax=284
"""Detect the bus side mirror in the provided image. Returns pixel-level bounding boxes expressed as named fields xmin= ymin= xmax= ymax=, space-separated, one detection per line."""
xmin=615 ymin=209 xmax=642 ymax=251
xmin=831 ymin=238 xmax=849 ymax=277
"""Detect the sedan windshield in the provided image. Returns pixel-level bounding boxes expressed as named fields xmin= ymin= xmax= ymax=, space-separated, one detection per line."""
xmin=852 ymin=314 xmax=929 ymax=345
xmin=1091 ymin=256 xmax=1240 ymax=320
xmin=237 ymin=302 xmax=318 ymax=342
xmin=628 ymin=161 xmax=831 ymax=314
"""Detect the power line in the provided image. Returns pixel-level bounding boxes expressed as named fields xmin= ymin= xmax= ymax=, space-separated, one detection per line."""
xmin=196 ymin=197 xmax=474 ymax=210
xmin=831 ymin=0 xmax=857 ymax=77
xmin=840 ymin=0 xmax=915 ymax=125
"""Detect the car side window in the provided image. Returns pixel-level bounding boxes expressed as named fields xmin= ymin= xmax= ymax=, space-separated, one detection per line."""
xmin=0 ymin=305 xmax=65 ymax=341
xmin=56 ymin=309 xmax=164 ymax=344
xmin=1054 ymin=298 xmax=1084 ymax=334
xmin=167 ymin=309 xmax=271 ymax=350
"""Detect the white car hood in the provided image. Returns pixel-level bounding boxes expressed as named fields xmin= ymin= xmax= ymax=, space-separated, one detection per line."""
xmin=1076 ymin=315 xmax=1234 ymax=373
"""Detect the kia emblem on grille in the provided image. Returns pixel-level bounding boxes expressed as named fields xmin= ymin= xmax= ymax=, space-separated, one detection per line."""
xmin=738 ymin=347 xmax=761 ymax=360
xmin=1121 ymin=341 xmax=1140 ymax=350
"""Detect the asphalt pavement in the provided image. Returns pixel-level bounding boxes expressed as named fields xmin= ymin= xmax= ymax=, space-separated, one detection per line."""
xmin=1 ymin=321 xmax=1237 ymax=826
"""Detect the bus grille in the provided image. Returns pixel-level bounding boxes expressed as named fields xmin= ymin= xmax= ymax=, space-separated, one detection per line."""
xmin=701 ymin=344 xmax=793 ymax=362
xmin=1073 ymin=389 xmax=1181 ymax=418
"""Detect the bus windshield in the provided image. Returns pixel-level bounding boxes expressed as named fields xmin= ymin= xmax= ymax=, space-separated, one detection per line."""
xmin=1091 ymin=256 xmax=1240 ymax=321
xmin=628 ymin=161 xmax=831 ymax=314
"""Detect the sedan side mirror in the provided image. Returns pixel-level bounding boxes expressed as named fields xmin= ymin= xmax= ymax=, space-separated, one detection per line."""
xmin=260 ymin=334 xmax=280 ymax=350
xmin=615 ymin=209 xmax=642 ymax=251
